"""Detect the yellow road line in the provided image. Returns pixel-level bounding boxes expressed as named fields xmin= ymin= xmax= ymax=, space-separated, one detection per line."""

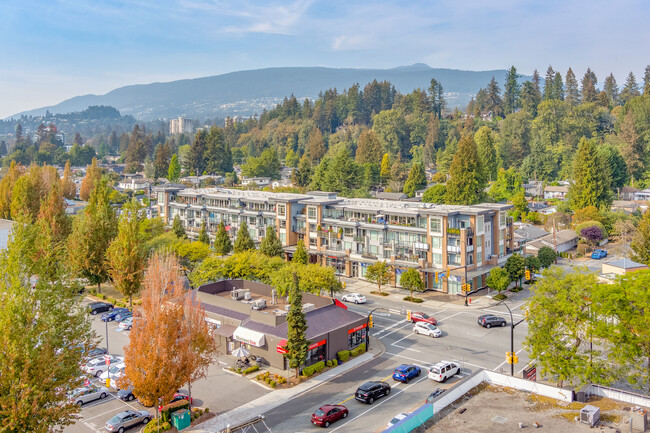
xmin=338 ymin=395 xmax=354 ymax=405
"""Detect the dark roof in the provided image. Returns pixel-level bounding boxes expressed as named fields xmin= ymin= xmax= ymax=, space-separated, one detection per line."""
xmin=202 ymin=303 xmax=248 ymax=322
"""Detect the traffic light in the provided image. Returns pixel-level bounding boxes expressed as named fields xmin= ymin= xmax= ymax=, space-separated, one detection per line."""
xmin=435 ymin=272 xmax=439 ymax=283
xmin=506 ymin=352 xmax=512 ymax=364
xmin=406 ymin=310 xmax=412 ymax=321
xmin=505 ymin=352 xmax=519 ymax=364
xmin=513 ymin=354 xmax=519 ymax=364
xmin=368 ymin=315 xmax=374 ymax=328
xmin=525 ymin=269 xmax=531 ymax=280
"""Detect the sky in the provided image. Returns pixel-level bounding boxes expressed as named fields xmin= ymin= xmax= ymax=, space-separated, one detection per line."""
xmin=1 ymin=0 xmax=649 ymax=119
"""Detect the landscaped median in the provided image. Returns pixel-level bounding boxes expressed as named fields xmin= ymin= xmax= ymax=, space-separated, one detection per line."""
xmin=142 ymin=400 xmax=215 ymax=433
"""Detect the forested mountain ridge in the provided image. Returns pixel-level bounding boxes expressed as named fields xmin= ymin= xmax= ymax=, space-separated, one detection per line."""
xmin=7 ymin=64 xmax=527 ymax=121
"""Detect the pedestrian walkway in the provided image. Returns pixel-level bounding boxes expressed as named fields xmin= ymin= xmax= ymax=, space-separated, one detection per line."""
xmin=187 ymin=337 xmax=386 ymax=433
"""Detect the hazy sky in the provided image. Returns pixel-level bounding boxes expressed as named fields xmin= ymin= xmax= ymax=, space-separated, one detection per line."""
xmin=1 ymin=0 xmax=649 ymax=119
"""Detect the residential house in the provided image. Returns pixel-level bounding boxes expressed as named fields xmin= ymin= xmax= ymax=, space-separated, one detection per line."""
xmin=611 ymin=200 xmax=639 ymax=214
xmin=513 ymin=225 xmax=549 ymax=249
xmin=543 ymin=186 xmax=569 ymax=200
xmin=524 ymin=229 xmax=579 ymax=255
xmin=241 ymin=177 xmax=271 ymax=187
xmin=634 ymin=189 xmax=650 ymax=201
xmin=619 ymin=186 xmax=639 ymax=201
xmin=117 ymin=178 xmax=150 ymax=192
xmin=523 ymin=181 xmax=544 ymax=198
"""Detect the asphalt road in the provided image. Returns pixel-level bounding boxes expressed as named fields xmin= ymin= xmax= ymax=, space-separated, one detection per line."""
xmin=64 ymin=299 xmax=268 ymax=433
xmin=264 ymin=290 xmax=532 ymax=433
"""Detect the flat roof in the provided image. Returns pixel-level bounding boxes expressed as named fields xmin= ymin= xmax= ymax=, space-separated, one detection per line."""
xmin=177 ymin=187 xmax=311 ymax=202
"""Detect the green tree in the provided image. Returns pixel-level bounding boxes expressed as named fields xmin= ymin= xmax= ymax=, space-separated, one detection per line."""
xmin=620 ymin=72 xmax=641 ymax=104
xmin=504 ymin=253 xmax=525 ymax=287
xmin=486 ymin=267 xmax=511 ymax=296
xmin=234 ymin=220 xmax=255 ymax=253
xmin=597 ymin=143 xmax=628 ymax=191
xmin=213 ymin=221 xmax=232 ymax=256
xmin=569 ymin=138 xmax=612 ymax=210
xmin=198 ymin=221 xmax=210 ymax=245
xmin=581 ymin=68 xmax=598 ymax=103
xmin=365 ymin=261 xmax=393 ymax=295
xmin=524 ymin=255 xmax=541 ymax=274
xmin=631 ymin=211 xmax=650 ymax=265
xmin=644 ymin=65 xmax=650 ymax=94
xmin=0 ymin=221 xmax=93 ymax=432
xmin=422 ymin=184 xmax=447 ymax=203
xmin=603 ymin=73 xmax=619 ymax=107
xmin=564 ymin=67 xmax=581 ymax=106
xmin=306 ymin=128 xmax=327 ymax=162
xmin=106 ymin=199 xmax=146 ymax=306
xmin=537 ymin=246 xmax=556 ymax=268
xmin=445 ymin=135 xmax=486 ymax=205
xmin=68 ymin=178 xmax=118 ymax=293
xmin=292 ymin=155 xmax=313 ymax=187
xmin=242 ymin=148 xmax=282 ymax=180
xmin=153 ymin=142 xmax=171 ymax=179
xmin=168 ymin=153 xmax=181 ymax=181
xmin=285 ymin=148 xmax=300 ymax=168
xmin=400 ymin=268 xmax=425 ymax=301
xmin=355 ymin=129 xmax=383 ymax=165
xmin=172 ymin=214 xmax=187 ymax=239
xmin=403 ymin=162 xmax=427 ymax=198
xmin=380 ymin=153 xmax=391 ymax=185
xmin=428 ymin=78 xmax=446 ymax=118
xmin=503 ymin=66 xmax=521 ymax=115
xmin=284 ymin=273 xmax=310 ymax=379
xmin=271 ymin=262 xmax=342 ymax=297
xmin=524 ymin=268 xmax=607 ymax=388
xmin=485 ymin=76 xmax=503 ymax=117
xmin=373 ymin=109 xmax=407 ymax=157
xmin=259 ymin=226 xmax=284 ymax=257
xmin=474 ymin=126 xmax=498 ymax=182
xmin=489 ymin=168 xmax=523 ymax=202
xmin=293 ymin=240 xmax=309 ymax=265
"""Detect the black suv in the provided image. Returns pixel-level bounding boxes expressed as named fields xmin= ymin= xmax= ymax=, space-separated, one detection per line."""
xmin=89 ymin=302 xmax=114 ymax=315
xmin=478 ymin=314 xmax=506 ymax=328
xmin=355 ymin=381 xmax=391 ymax=404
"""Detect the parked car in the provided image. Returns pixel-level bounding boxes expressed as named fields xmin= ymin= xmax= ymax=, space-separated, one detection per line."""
xmin=355 ymin=381 xmax=391 ymax=404
xmin=115 ymin=311 xmax=133 ymax=322
xmin=117 ymin=388 xmax=136 ymax=402
xmin=83 ymin=355 xmax=124 ymax=377
xmin=157 ymin=392 xmax=193 ymax=411
xmin=426 ymin=388 xmax=446 ymax=403
xmin=410 ymin=312 xmax=437 ymax=325
xmin=99 ymin=362 xmax=125 ymax=382
xmin=477 ymin=314 xmax=507 ymax=328
xmin=413 ymin=322 xmax=442 ymax=338
xmin=428 ymin=361 xmax=460 ymax=383
xmin=341 ymin=293 xmax=366 ymax=304
xmin=105 ymin=410 xmax=151 ymax=433
xmin=386 ymin=412 xmax=410 ymax=428
xmin=591 ymin=249 xmax=608 ymax=259
xmin=84 ymin=347 xmax=108 ymax=360
xmin=118 ymin=317 xmax=133 ymax=330
xmin=101 ymin=308 xmax=129 ymax=322
xmin=311 ymin=404 xmax=349 ymax=427
xmin=392 ymin=364 xmax=421 ymax=383
xmin=88 ymin=302 xmax=113 ymax=315
xmin=68 ymin=385 xmax=109 ymax=406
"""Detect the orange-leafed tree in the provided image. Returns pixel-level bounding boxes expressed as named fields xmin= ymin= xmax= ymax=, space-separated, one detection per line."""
xmin=61 ymin=160 xmax=77 ymax=199
xmin=119 ymin=253 xmax=215 ymax=410
xmin=79 ymin=157 xmax=102 ymax=201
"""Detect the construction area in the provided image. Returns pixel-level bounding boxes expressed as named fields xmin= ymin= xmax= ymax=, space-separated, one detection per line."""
xmin=425 ymin=383 xmax=645 ymax=432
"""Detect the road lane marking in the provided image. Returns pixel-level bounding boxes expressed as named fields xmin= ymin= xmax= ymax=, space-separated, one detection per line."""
xmin=437 ymin=311 xmax=466 ymax=322
xmin=377 ymin=322 xmax=412 ymax=339
xmin=385 ymin=351 xmax=490 ymax=371
xmin=392 ymin=332 xmax=415 ymax=345
xmin=480 ymin=308 xmax=524 ymax=319
xmin=336 ymin=374 xmax=399 ymax=405
xmin=329 ymin=376 xmax=428 ymax=432
xmin=492 ymin=347 xmax=526 ymax=372
xmin=374 ymin=320 xmax=408 ymax=334
xmin=391 ymin=344 xmax=421 ymax=353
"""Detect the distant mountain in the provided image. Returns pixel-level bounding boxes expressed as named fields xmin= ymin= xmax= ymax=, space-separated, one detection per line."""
xmin=8 ymin=65 xmax=530 ymax=121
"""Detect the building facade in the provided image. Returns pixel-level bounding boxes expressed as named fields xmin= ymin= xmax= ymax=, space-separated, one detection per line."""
xmin=169 ymin=117 xmax=194 ymax=135
xmin=154 ymin=186 xmax=514 ymax=294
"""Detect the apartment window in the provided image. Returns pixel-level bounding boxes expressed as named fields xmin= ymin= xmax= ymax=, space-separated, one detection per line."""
xmin=477 ymin=236 xmax=483 ymax=247
xmin=344 ymin=242 xmax=352 ymax=250
xmin=158 ymin=192 xmax=165 ymax=202
xmin=369 ymin=245 xmax=379 ymax=254
xmin=370 ymin=230 xmax=379 ymax=241
xmin=477 ymin=251 xmax=482 ymax=263
xmin=279 ymin=233 xmax=286 ymax=244
xmin=249 ymin=216 xmax=256 ymax=225
xmin=499 ymin=212 xmax=506 ymax=227
xmin=430 ymin=236 xmax=442 ymax=249
xmin=430 ymin=217 xmax=442 ymax=234
xmin=277 ymin=204 xmax=286 ymax=217
xmin=477 ymin=215 xmax=484 ymax=233
xmin=344 ymin=228 xmax=354 ymax=236
xmin=307 ymin=206 xmax=317 ymax=220
xmin=432 ymin=253 xmax=442 ymax=265
xmin=279 ymin=220 xmax=286 ymax=229
xmin=231 ymin=215 xmax=238 ymax=223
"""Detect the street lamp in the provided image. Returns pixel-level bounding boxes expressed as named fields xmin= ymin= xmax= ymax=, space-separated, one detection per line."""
xmin=365 ymin=307 xmax=387 ymax=350
xmin=498 ymin=300 xmax=527 ymax=376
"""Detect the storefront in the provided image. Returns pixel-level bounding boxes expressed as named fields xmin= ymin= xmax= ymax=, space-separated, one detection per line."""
xmin=348 ymin=323 xmax=367 ymax=349
xmin=277 ymin=338 xmax=328 ymax=367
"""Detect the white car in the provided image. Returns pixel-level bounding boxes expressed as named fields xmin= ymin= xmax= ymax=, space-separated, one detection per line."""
xmin=82 ymin=355 xmax=124 ymax=377
xmin=428 ymin=361 xmax=460 ymax=383
xmin=387 ymin=412 xmax=410 ymax=428
xmin=119 ymin=317 xmax=133 ymax=330
xmin=68 ymin=385 xmax=109 ymax=406
xmin=341 ymin=293 xmax=366 ymax=304
xmin=99 ymin=362 xmax=125 ymax=382
xmin=413 ymin=322 xmax=442 ymax=338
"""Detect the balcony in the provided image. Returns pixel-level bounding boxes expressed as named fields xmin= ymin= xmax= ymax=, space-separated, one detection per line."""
xmin=295 ymin=227 xmax=306 ymax=234
xmin=394 ymin=254 xmax=419 ymax=263
xmin=361 ymin=253 xmax=378 ymax=260
xmin=353 ymin=236 xmax=365 ymax=243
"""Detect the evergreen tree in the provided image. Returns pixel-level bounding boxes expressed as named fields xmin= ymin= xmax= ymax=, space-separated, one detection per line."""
xmin=284 ymin=273 xmax=309 ymax=379
xmin=620 ymin=72 xmax=641 ymax=104
xmin=428 ymin=78 xmax=446 ymax=118
xmin=596 ymin=144 xmax=628 ymax=191
xmin=184 ymin=129 xmax=207 ymax=175
xmin=380 ymin=153 xmax=391 ymax=185
xmin=644 ymin=65 xmax=650 ymax=95
xmin=485 ymin=77 xmax=503 ymax=117
xmin=474 ymin=126 xmax=498 ymax=182
xmin=61 ymin=160 xmax=77 ymax=199
xmin=503 ymin=66 xmax=521 ymax=115
xmin=168 ymin=153 xmax=181 ymax=181
xmin=569 ymin=138 xmax=611 ymax=210
xmin=619 ymin=111 xmax=644 ymax=181
xmin=124 ymin=124 xmax=147 ymax=173
xmin=532 ymin=69 xmax=542 ymax=100
xmin=564 ymin=68 xmax=580 ymax=106
xmin=553 ymin=72 xmax=564 ymax=101
xmin=153 ymin=142 xmax=171 ymax=179
xmin=172 ymin=214 xmax=187 ymax=239
xmin=0 ymin=140 xmax=7 ymax=157
xmin=285 ymin=148 xmax=299 ymax=167
xmin=520 ymin=81 xmax=540 ymax=116
xmin=213 ymin=221 xmax=232 ymax=256
xmin=198 ymin=221 xmax=210 ymax=245
xmin=603 ymin=73 xmax=620 ymax=107
xmin=234 ymin=220 xmax=255 ymax=252
xmin=423 ymin=114 xmax=440 ymax=165
xmin=293 ymin=240 xmax=308 ymax=264
xmin=259 ymin=226 xmax=284 ymax=257
xmin=306 ymin=128 xmax=327 ymax=162
xmin=544 ymin=66 xmax=556 ymax=100
xmin=422 ymin=184 xmax=447 ymax=203
xmin=403 ymin=162 xmax=427 ymax=197
xmin=355 ymin=129 xmax=383 ymax=164
xmin=445 ymin=134 xmax=486 ymax=205
xmin=581 ymin=68 xmax=598 ymax=103
xmin=292 ymin=155 xmax=313 ymax=187
xmin=79 ymin=157 xmax=102 ymax=201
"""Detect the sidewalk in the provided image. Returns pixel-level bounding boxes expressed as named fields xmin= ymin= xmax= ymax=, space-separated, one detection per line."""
xmin=187 ymin=336 xmax=386 ymax=433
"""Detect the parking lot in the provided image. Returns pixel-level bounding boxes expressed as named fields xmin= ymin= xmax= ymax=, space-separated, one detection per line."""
xmin=64 ymin=299 xmax=269 ymax=433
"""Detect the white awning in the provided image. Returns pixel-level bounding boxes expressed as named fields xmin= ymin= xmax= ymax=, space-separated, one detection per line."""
xmin=232 ymin=326 xmax=266 ymax=347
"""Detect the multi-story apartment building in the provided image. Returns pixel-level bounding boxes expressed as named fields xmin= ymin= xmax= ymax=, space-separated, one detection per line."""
xmin=154 ymin=186 xmax=514 ymax=295
xmin=169 ymin=117 xmax=194 ymax=135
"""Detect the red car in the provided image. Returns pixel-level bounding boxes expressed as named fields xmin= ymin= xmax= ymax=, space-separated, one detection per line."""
xmin=311 ymin=404 xmax=348 ymax=427
xmin=410 ymin=312 xmax=437 ymax=325
xmin=157 ymin=393 xmax=193 ymax=411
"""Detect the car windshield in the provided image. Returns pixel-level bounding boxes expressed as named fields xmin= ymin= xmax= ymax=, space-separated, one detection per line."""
xmin=419 ymin=313 xmax=429 ymax=319
xmin=107 ymin=415 xmax=122 ymax=424
xmin=314 ymin=409 xmax=326 ymax=416
xmin=109 ymin=365 xmax=121 ymax=374
xmin=430 ymin=367 xmax=441 ymax=374
xmin=359 ymin=383 xmax=374 ymax=391
xmin=426 ymin=324 xmax=437 ymax=330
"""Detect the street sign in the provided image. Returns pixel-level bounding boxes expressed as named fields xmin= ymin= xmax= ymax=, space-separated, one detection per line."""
xmin=523 ymin=365 xmax=537 ymax=381
xmin=104 ymin=355 xmax=111 ymax=366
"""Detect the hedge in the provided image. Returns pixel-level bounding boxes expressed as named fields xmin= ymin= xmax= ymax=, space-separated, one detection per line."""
xmin=160 ymin=399 xmax=190 ymax=424
xmin=302 ymin=361 xmax=325 ymax=377
xmin=242 ymin=365 xmax=260 ymax=375
xmin=337 ymin=350 xmax=350 ymax=362
xmin=144 ymin=420 xmax=172 ymax=433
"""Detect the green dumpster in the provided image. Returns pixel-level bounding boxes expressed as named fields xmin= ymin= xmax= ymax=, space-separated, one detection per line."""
xmin=171 ymin=409 xmax=191 ymax=431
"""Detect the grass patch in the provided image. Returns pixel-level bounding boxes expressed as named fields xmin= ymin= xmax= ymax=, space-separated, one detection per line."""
xmin=403 ymin=296 xmax=423 ymax=303
xmin=492 ymin=293 xmax=507 ymax=301
xmin=559 ymin=411 xmax=579 ymax=422
xmin=510 ymin=286 xmax=523 ymax=292
xmin=370 ymin=291 xmax=389 ymax=296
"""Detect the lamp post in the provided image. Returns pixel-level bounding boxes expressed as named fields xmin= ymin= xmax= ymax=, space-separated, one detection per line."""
xmin=499 ymin=300 xmax=526 ymax=376
xmin=365 ymin=307 xmax=386 ymax=350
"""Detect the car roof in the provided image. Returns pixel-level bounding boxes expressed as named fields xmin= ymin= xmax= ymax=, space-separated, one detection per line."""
xmin=432 ymin=360 xmax=456 ymax=368
xmin=318 ymin=404 xmax=343 ymax=411
xmin=359 ymin=381 xmax=381 ymax=389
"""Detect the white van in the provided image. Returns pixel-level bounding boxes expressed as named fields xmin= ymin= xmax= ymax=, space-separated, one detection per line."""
xmin=428 ymin=361 xmax=460 ymax=382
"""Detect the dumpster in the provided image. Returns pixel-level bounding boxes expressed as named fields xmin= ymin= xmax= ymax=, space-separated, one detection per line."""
xmin=171 ymin=409 xmax=191 ymax=431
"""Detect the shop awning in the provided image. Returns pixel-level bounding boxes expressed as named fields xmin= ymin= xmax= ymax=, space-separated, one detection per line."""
xmin=277 ymin=338 xmax=326 ymax=354
xmin=233 ymin=326 xmax=266 ymax=347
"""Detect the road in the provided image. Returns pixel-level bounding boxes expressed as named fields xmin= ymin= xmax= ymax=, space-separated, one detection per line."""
xmin=264 ymin=290 xmax=531 ymax=433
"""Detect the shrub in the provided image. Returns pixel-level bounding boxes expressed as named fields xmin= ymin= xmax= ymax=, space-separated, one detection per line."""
xmin=205 ymin=408 xmax=210 ymax=413
xmin=403 ymin=296 xmax=424 ymax=303
xmin=97 ymin=293 xmax=106 ymax=300
xmin=270 ymin=380 xmax=277 ymax=388
xmin=302 ymin=365 xmax=315 ymax=377
xmin=358 ymin=343 xmax=366 ymax=353
xmin=337 ymin=350 xmax=350 ymax=362
xmin=162 ymin=422 xmax=171 ymax=431
xmin=89 ymin=289 xmax=97 ymax=295
xmin=242 ymin=365 xmax=260 ymax=375
xmin=256 ymin=374 xmax=262 ymax=380
xmin=326 ymin=360 xmax=332 ymax=367
xmin=160 ymin=399 xmax=190 ymax=424
xmin=312 ymin=361 xmax=325 ymax=373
